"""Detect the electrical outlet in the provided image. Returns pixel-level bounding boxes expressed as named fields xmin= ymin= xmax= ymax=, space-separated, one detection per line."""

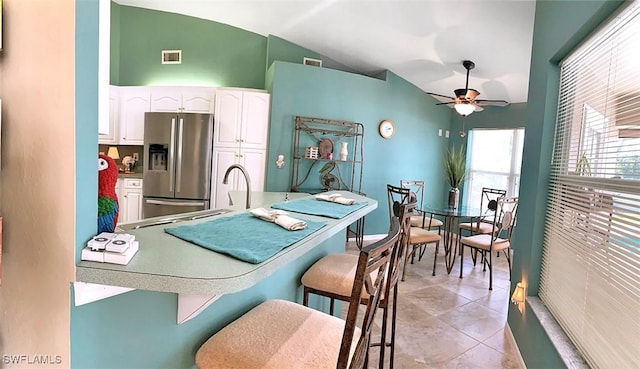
xmin=133 ymin=153 xmax=139 ymax=161
xmin=445 ymin=130 xmax=450 ymax=138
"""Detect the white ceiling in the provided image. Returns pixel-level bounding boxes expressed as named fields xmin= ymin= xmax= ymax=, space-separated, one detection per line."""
xmin=114 ymin=0 xmax=536 ymax=104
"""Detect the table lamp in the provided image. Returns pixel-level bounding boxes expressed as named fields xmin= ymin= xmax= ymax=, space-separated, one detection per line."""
xmin=107 ymin=146 xmax=121 ymax=171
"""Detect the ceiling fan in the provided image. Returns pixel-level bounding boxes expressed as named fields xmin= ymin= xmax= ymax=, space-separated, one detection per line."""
xmin=427 ymin=60 xmax=509 ymax=117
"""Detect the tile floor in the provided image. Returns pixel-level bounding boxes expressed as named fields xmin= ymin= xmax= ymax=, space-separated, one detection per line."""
xmin=345 ymin=240 xmax=525 ymax=369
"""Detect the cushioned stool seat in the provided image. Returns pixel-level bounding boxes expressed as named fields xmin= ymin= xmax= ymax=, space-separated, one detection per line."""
xmin=409 ymin=227 xmax=440 ymax=244
xmin=196 ymin=299 xmax=359 ymax=369
xmin=409 ymin=214 xmax=443 ymax=229
xmin=403 ymin=226 xmax=441 ymax=278
xmin=460 ymin=234 xmax=509 ymax=251
xmin=459 ymin=221 xmax=496 ymax=234
xmin=302 ymin=253 xmax=374 ymax=300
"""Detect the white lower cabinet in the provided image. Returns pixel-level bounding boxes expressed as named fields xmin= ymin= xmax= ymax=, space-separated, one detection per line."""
xmin=211 ymin=148 xmax=265 ymax=208
xmin=118 ymin=178 xmax=143 ymax=224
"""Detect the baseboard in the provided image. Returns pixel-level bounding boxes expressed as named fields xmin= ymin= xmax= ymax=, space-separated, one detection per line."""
xmin=506 ymin=323 xmax=527 ymax=369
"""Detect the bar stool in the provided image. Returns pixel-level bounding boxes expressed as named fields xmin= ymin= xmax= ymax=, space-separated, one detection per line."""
xmin=387 ymin=184 xmax=442 ymax=279
xmin=400 ymin=180 xmax=443 ymax=234
xmin=300 ymin=202 xmax=412 ymax=368
xmin=195 ymin=217 xmax=402 ymax=369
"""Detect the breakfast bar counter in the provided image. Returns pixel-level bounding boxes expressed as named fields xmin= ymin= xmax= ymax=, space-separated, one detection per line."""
xmin=76 ymin=191 xmax=377 ymax=296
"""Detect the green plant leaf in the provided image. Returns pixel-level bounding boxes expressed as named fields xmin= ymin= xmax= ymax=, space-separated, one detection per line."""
xmin=444 ymin=144 xmax=466 ymax=188
xmin=576 ymin=153 xmax=592 ymax=176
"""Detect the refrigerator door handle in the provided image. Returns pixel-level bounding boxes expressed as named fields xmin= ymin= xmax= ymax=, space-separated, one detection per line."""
xmin=176 ymin=117 xmax=184 ymax=193
xmin=146 ymin=199 xmax=206 ymax=207
xmin=169 ymin=118 xmax=177 ymax=193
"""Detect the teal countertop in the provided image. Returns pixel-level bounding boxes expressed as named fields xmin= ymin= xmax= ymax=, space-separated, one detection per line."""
xmin=76 ymin=191 xmax=377 ymax=295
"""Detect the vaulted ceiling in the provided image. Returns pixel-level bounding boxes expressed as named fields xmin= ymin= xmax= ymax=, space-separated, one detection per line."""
xmin=115 ymin=0 xmax=536 ymax=105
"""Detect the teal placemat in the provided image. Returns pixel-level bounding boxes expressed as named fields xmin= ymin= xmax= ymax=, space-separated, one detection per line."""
xmin=271 ymin=197 xmax=367 ymax=219
xmin=164 ymin=213 xmax=327 ymax=264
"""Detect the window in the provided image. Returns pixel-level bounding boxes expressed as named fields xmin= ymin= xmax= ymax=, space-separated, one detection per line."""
xmin=540 ymin=3 xmax=640 ymax=368
xmin=464 ymin=128 xmax=524 ymax=208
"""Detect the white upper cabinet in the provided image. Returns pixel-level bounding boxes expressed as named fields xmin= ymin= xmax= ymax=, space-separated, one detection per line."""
xmin=241 ymin=92 xmax=271 ymax=150
xmin=150 ymin=87 xmax=216 ymax=113
xmin=97 ymin=0 xmax=111 ymax=138
xmin=214 ymin=90 xmax=243 ymax=147
xmin=213 ymin=89 xmax=270 ymax=150
xmin=211 ymin=88 xmax=270 ymax=208
xmin=99 ymin=86 xmax=120 ymax=145
xmin=118 ymin=87 xmax=150 ymax=145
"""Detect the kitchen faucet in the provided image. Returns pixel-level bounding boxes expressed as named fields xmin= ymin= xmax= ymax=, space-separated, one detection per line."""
xmin=222 ymin=164 xmax=252 ymax=209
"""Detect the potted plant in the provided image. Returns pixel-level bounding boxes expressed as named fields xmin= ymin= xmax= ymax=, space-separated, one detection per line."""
xmin=576 ymin=153 xmax=592 ymax=176
xmin=444 ymin=144 xmax=466 ymax=208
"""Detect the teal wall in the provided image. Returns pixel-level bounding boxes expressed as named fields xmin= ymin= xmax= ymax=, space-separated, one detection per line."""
xmin=111 ymin=3 xmax=266 ymax=87
xmin=76 ymin=0 xmax=100 ymax=263
xmin=266 ymin=35 xmax=360 ymax=74
xmin=507 ymin=1 xmax=625 ymax=369
xmin=73 ymin=2 xmax=627 ymax=368
xmin=266 ymin=61 xmax=452 ymax=234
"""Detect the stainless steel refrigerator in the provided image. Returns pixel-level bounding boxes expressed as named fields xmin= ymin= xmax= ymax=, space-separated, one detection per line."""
xmin=142 ymin=112 xmax=213 ymax=218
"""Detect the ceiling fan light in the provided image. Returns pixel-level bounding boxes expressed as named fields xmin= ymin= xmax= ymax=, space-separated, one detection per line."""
xmin=454 ymin=103 xmax=475 ymax=116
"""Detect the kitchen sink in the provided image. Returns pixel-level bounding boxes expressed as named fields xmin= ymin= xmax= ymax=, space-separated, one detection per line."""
xmin=116 ymin=208 xmax=232 ymax=231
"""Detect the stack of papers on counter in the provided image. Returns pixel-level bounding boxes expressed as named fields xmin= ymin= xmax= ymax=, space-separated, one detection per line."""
xmin=82 ymin=232 xmax=139 ymax=265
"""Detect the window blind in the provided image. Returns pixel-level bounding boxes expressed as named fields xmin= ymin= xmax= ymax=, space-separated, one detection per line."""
xmin=539 ymin=3 xmax=640 ymax=368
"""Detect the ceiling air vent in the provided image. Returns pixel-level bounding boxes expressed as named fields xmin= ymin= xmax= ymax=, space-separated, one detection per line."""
xmin=162 ymin=50 xmax=182 ymax=64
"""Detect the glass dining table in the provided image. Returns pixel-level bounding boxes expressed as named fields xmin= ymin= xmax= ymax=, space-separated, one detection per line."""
xmin=419 ymin=204 xmax=488 ymax=275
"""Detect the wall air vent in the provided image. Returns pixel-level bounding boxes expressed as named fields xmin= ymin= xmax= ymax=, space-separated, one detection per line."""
xmin=162 ymin=50 xmax=182 ymax=64
xmin=303 ymin=57 xmax=322 ymax=67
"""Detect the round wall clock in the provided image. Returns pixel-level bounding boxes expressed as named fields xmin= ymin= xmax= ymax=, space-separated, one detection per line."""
xmin=378 ymin=120 xmax=395 ymax=139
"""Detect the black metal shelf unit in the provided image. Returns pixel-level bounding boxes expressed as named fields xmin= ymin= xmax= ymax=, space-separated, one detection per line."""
xmin=290 ymin=116 xmax=364 ymax=194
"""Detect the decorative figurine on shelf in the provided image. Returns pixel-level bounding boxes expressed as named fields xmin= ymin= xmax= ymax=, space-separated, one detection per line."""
xmin=340 ymin=142 xmax=349 ymax=161
xmin=98 ymin=154 xmax=119 ymax=233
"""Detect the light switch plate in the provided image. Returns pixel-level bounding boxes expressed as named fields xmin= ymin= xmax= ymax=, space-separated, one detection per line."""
xmin=438 ymin=129 xmax=443 ymax=136
xmin=133 ymin=153 xmax=139 ymax=161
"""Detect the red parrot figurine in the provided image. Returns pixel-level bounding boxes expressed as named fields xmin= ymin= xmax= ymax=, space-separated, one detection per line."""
xmin=98 ymin=154 xmax=119 ymax=233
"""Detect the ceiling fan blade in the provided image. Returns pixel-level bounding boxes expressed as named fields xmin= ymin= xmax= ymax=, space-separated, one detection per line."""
xmin=426 ymin=91 xmax=455 ymax=100
xmin=474 ymin=105 xmax=484 ymax=112
xmin=435 ymin=101 xmax=455 ymax=106
xmin=475 ymin=99 xmax=510 ymax=107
